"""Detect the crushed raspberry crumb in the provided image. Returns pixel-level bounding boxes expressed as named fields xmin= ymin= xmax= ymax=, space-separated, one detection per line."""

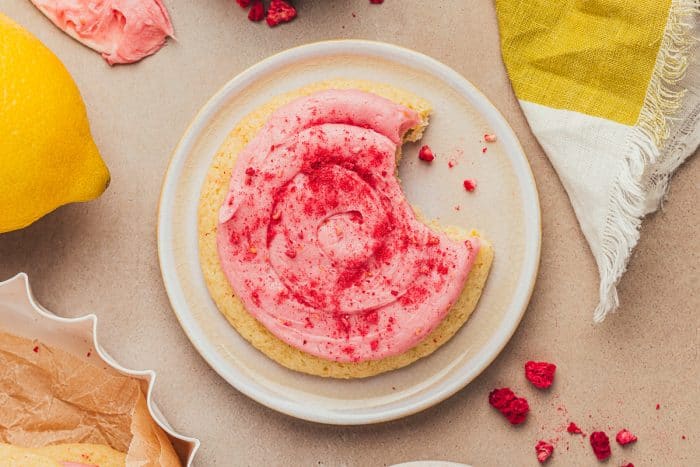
xmin=463 ymin=179 xmax=477 ymax=192
xmin=656 ymin=403 xmax=660 ymax=410
xmin=32 ymin=345 xmax=39 ymax=353
xmin=489 ymin=387 xmax=529 ymax=425
xmin=484 ymin=133 xmax=497 ymax=143
xmin=236 ymin=0 xmax=251 ymax=7
xmin=567 ymin=422 xmax=583 ymax=435
xmin=418 ymin=145 xmax=435 ymax=162
xmin=616 ymin=429 xmax=637 ymax=446
xmin=535 ymin=440 xmax=554 ymax=463
xmin=621 ymin=464 xmax=634 ymax=467
xmin=525 ymin=361 xmax=557 ymax=389
xmin=448 ymin=159 xmax=455 ymax=168
xmin=370 ymin=0 xmax=384 ymax=3
xmin=248 ymin=0 xmax=265 ymax=21
xmin=267 ymin=0 xmax=297 ymax=27
xmin=590 ymin=431 xmax=611 ymax=461
xmin=482 ymin=147 xmax=487 ymax=153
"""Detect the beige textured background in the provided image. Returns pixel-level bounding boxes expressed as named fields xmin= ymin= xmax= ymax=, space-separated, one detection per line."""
xmin=0 ymin=1 xmax=697 ymax=465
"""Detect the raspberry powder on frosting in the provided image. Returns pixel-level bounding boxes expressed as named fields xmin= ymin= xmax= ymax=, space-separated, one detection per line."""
xmin=217 ymin=89 xmax=480 ymax=363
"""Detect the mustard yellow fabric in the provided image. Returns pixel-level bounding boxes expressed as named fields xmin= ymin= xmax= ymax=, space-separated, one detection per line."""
xmin=496 ymin=0 xmax=672 ymax=125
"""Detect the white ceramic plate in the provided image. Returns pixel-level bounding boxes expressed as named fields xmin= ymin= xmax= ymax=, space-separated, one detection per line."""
xmin=158 ymin=40 xmax=540 ymax=425
xmin=391 ymin=462 xmax=471 ymax=467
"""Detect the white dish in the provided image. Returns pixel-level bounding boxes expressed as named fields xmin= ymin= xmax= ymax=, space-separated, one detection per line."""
xmin=391 ymin=462 xmax=470 ymax=467
xmin=0 ymin=273 xmax=200 ymax=465
xmin=158 ymin=40 xmax=540 ymax=425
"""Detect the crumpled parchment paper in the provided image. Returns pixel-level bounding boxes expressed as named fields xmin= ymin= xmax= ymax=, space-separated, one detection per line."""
xmin=0 ymin=332 xmax=181 ymax=466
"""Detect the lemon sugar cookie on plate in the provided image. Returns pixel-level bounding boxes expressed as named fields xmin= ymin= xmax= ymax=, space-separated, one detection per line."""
xmin=158 ymin=41 xmax=540 ymax=424
xmin=198 ymin=80 xmax=494 ymax=379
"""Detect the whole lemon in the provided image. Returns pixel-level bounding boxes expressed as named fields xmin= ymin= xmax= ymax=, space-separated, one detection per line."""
xmin=0 ymin=13 xmax=110 ymax=234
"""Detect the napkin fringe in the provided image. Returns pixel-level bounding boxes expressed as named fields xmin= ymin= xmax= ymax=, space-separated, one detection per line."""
xmin=594 ymin=0 xmax=697 ymax=322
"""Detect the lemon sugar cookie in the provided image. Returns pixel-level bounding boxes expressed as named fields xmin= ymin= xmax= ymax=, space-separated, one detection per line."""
xmin=198 ymin=79 xmax=493 ymax=378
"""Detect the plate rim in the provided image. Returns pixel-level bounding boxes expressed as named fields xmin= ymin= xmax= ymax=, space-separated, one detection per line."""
xmin=157 ymin=39 xmax=541 ymax=425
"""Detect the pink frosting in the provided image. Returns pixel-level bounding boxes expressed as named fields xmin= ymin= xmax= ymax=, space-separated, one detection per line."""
xmin=30 ymin=0 xmax=173 ymax=65
xmin=217 ymin=89 xmax=480 ymax=363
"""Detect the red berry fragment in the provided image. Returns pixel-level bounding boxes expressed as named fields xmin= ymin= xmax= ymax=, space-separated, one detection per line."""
xmin=418 ymin=145 xmax=435 ymax=162
xmin=248 ymin=0 xmax=265 ymax=21
xmin=267 ymin=0 xmax=297 ymax=27
xmin=567 ymin=422 xmax=583 ymax=435
xmin=535 ymin=440 xmax=554 ymax=463
xmin=622 ymin=464 xmax=634 ymax=467
xmin=489 ymin=387 xmax=529 ymax=425
xmin=32 ymin=345 xmax=39 ymax=353
xmin=616 ymin=429 xmax=637 ymax=446
xmin=463 ymin=179 xmax=477 ymax=192
xmin=236 ymin=0 xmax=251 ymax=7
xmin=370 ymin=0 xmax=384 ymax=3
xmin=590 ymin=431 xmax=611 ymax=461
xmin=525 ymin=360 xmax=557 ymax=389
xmin=484 ymin=133 xmax=497 ymax=142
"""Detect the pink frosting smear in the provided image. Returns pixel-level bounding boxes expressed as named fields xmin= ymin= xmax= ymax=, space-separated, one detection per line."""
xmin=30 ymin=0 xmax=174 ymax=65
xmin=217 ymin=89 xmax=480 ymax=363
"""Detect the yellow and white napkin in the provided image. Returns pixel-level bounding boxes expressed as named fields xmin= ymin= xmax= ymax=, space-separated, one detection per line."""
xmin=496 ymin=0 xmax=699 ymax=321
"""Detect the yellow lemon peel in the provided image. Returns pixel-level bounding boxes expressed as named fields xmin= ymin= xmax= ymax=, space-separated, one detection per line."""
xmin=0 ymin=13 xmax=110 ymax=233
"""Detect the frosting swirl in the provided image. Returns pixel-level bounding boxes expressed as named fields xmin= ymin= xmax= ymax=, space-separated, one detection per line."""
xmin=30 ymin=0 xmax=173 ymax=65
xmin=217 ymin=89 xmax=480 ymax=362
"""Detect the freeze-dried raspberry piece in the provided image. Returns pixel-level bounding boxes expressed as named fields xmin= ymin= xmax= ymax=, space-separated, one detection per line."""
xmin=248 ymin=0 xmax=265 ymax=21
xmin=489 ymin=387 xmax=529 ymax=425
xmin=370 ymin=0 xmax=384 ymax=3
xmin=616 ymin=429 xmax=638 ymax=446
xmin=590 ymin=431 xmax=611 ymax=460
xmin=567 ymin=422 xmax=583 ymax=435
xmin=418 ymin=145 xmax=435 ymax=162
xmin=535 ymin=440 xmax=554 ymax=463
xmin=236 ymin=0 xmax=251 ymax=7
xmin=267 ymin=0 xmax=297 ymax=26
xmin=463 ymin=179 xmax=477 ymax=192
xmin=621 ymin=463 xmax=634 ymax=467
xmin=489 ymin=387 xmax=515 ymax=410
xmin=525 ymin=360 xmax=557 ymax=389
